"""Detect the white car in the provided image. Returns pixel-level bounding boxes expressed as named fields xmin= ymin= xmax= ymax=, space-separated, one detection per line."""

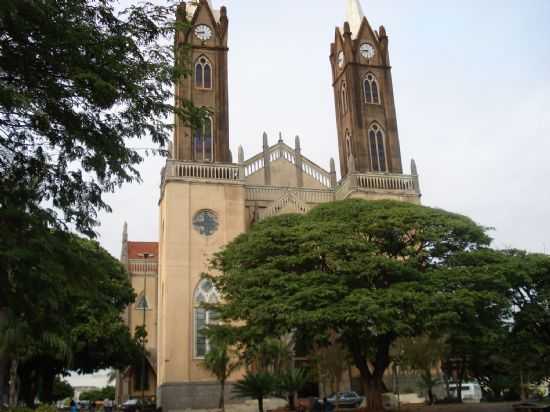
xmin=449 ymin=382 xmax=483 ymax=403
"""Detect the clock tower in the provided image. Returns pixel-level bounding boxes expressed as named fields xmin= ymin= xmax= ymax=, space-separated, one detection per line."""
xmin=157 ymin=1 xmax=247 ymax=409
xmin=330 ymin=0 xmax=404 ymax=178
xmin=172 ymin=0 xmax=230 ymax=163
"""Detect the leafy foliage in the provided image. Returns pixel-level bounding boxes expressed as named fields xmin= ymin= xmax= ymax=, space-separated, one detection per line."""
xmin=210 ymin=200 xmax=503 ymax=411
xmin=200 ymin=330 xmax=241 ymax=412
xmin=1 ymin=234 xmax=140 ymax=406
xmin=49 ymin=378 xmax=74 ymax=402
xmin=0 ymin=0 xmax=200 ymax=404
xmin=232 ymin=372 xmax=277 ymax=412
xmin=0 ymin=0 xmax=200 ymax=236
xmin=275 ymin=369 xmax=309 ymax=411
xmin=79 ymin=386 xmax=115 ymax=402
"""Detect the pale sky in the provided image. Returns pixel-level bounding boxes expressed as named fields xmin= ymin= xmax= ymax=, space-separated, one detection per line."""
xmin=98 ymin=0 xmax=550 ymax=258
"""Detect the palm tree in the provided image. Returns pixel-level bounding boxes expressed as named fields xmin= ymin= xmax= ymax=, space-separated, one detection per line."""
xmin=201 ymin=342 xmax=240 ymax=411
xmin=233 ymin=372 xmax=276 ymax=412
xmin=276 ymin=368 xmax=309 ymax=411
xmin=418 ymin=370 xmax=440 ymax=405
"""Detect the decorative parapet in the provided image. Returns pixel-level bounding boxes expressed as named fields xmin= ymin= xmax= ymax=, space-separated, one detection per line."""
xmin=263 ymin=192 xmax=311 ymax=219
xmin=163 ymin=160 xmax=242 ymax=185
xmin=243 ymin=141 xmax=333 ymax=189
xmin=128 ymin=260 xmax=158 ymax=275
xmin=246 ymin=186 xmax=335 ymax=204
xmin=336 ymin=172 xmax=420 ymax=200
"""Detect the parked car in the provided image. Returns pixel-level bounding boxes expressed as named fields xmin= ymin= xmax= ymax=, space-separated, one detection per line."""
xmin=121 ymin=399 xmax=155 ymax=412
xmin=448 ymin=382 xmax=482 ymax=403
xmin=326 ymin=392 xmax=365 ymax=408
xmin=78 ymin=400 xmax=91 ymax=410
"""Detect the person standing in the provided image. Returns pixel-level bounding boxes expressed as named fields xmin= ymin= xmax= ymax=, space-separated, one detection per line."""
xmin=104 ymin=398 xmax=112 ymax=412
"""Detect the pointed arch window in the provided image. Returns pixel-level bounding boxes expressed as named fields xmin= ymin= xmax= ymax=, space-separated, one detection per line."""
xmin=194 ymin=279 xmax=220 ymax=358
xmin=195 ymin=56 xmax=212 ymax=89
xmin=364 ymin=73 xmax=381 ymax=105
xmin=345 ymin=130 xmax=352 ymax=160
xmin=340 ymin=81 xmax=348 ymax=114
xmin=369 ymin=124 xmax=388 ymax=172
xmin=193 ymin=116 xmax=213 ymax=162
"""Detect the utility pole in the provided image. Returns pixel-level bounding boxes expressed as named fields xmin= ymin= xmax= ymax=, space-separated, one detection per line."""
xmin=138 ymin=252 xmax=153 ymax=408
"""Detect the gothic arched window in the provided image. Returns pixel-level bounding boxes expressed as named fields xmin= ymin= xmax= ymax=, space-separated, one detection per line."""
xmin=341 ymin=81 xmax=348 ymax=114
xmin=195 ymin=56 xmax=212 ymax=89
xmin=368 ymin=123 xmax=387 ymax=172
xmin=194 ymin=279 xmax=219 ymax=358
xmin=364 ymin=73 xmax=381 ymax=105
xmin=345 ymin=130 xmax=352 ymax=160
xmin=193 ymin=116 xmax=213 ymax=162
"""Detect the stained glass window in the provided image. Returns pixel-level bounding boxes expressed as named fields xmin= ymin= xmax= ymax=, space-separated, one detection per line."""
xmin=369 ymin=130 xmax=379 ymax=171
xmin=364 ymin=73 xmax=381 ymax=105
xmin=194 ymin=279 xmax=220 ymax=358
xmin=194 ymin=56 xmax=213 ymax=89
xmin=369 ymin=124 xmax=387 ymax=172
xmin=193 ymin=117 xmax=214 ymax=162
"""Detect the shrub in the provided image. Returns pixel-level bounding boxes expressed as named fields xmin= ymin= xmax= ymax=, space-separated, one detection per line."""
xmin=35 ymin=405 xmax=58 ymax=412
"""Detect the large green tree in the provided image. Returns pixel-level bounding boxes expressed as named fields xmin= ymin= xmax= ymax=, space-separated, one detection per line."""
xmin=0 ymin=0 xmax=200 ymax=402
xmin=1 ymin=233 xmax=140 ymax=406
xmin=209 ymin=200 xmax=512 ymax=411
xmin=437 ymin=250 xmax=550 ymax=401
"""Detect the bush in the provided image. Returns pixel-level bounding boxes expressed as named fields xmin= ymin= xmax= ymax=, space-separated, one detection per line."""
xmin=35 ymin=405 xmax=58 ymax=412
xmin=6 ymin=408 xmax=34 ymax=412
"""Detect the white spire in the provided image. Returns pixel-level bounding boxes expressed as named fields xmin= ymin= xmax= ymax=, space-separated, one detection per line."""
xmin=346 ymin=0 xmax=365 ymax=38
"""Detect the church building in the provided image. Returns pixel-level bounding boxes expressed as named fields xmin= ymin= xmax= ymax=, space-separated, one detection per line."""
xmin=117 ymin=0 xmax=421 ymax=410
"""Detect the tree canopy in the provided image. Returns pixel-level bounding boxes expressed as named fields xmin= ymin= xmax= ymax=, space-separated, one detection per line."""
xmin=0 ymin=0 xmax=200 ymax=404
xmin=209 ymin=199 xmax=531 ymax=410
xmin=1 ymin=233 xmax=141 ymax=406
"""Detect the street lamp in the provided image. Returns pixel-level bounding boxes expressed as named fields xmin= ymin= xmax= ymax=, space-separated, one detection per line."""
xmin=137 ymin=252 xmax=154 ymax=408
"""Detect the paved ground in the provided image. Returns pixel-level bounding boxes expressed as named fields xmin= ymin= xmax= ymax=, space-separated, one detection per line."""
xmin=400 ymin=403 xmax=514 ymax=412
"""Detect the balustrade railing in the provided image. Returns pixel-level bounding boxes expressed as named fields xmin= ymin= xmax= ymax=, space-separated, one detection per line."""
xmin=336 ymin=173 xmax=419 ymax=199
xmin=246 ymin=186 xmax=334 ymax=203
xmin=243 ymin=142 xmax=332 ymax=188
xmin=164 ymin=160 xmax=242 ymax=183
xmin=128 ymin=260 xmax=158 ymax=275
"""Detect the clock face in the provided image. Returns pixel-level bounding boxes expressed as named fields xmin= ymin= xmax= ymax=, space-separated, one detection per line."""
xmin=193 ymin=210 xmax=218 ymax=236
xmin=360 ymin=43 xmax=376 ymax=59
xmin=194 ymin=24 xmax=213 ymax=41
xmin=337 ymin=51 xmax=345 ymax=68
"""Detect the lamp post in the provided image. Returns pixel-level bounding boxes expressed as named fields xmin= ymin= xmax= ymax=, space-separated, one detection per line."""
xmin=138 ymin=252 xmax=154 ymax=408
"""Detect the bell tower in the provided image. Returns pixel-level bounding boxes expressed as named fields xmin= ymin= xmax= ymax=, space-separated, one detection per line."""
xmin=172 ymin=0 xmax=230 ymax=163
xmin=330 ymin=0 xmax=403 ymax=178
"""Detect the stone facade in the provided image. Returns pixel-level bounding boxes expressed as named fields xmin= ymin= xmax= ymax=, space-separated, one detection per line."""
xmin=117 ymin=233 xmax=159 ymax=403
xmin=119 ymin=1 xmax=423 ymax=410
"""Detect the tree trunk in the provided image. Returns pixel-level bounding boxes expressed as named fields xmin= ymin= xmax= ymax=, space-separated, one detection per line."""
xmin=0 ymin=355 xmax=6 ymax=405
xmin=456 ymin=359 xmax=466 ymax=403
xmin=41 ymin=369 xmax=56 ymax=404
xmin=288 ymin=392 xmax=296 ymax=411
xmin=364 ymin=380 xmax=385 ymax=412
xmin=258 ymin=396 xmax=264 ymax=412
xmin=0 ymin=308 xmax=7 ymax=406
xmin=219 ymin=380 xmax=225 ymax=411
xmin=8 ymin=359 xmax=18 ymax=407
xmin=427 ymin=387 xmax=434 ymax=405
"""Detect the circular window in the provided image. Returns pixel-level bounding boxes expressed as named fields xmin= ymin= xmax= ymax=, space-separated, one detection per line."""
xmin=193 ymin=210 xmax=219 ymax=236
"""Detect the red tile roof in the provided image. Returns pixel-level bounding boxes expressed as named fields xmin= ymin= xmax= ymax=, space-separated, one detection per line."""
xmin=127 ymin=242 xmax=159 ymax=260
